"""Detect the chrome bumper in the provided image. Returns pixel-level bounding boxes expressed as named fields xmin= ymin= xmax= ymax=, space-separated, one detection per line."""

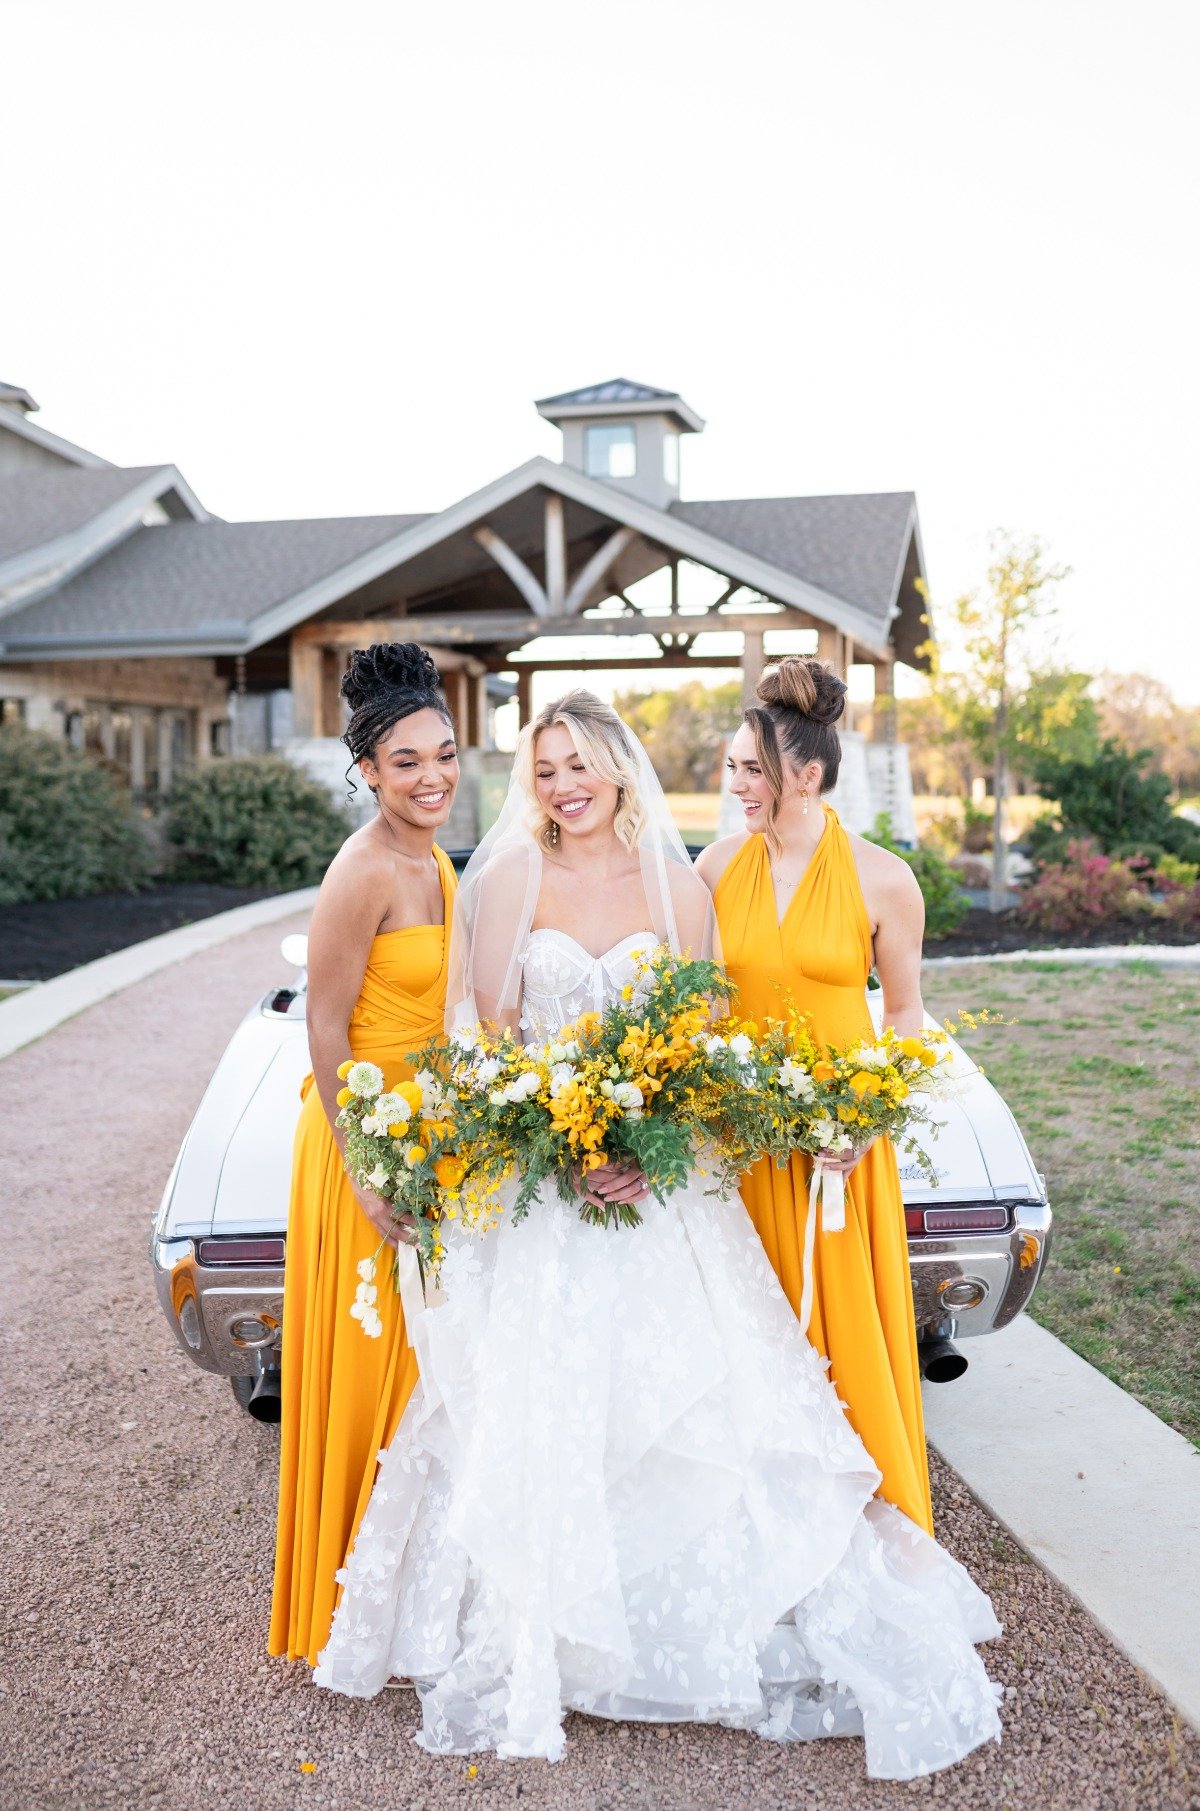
xmin=908 ymin=1198 xmax=1053 ymax=1339
xmin=151 ymin=1197 xmax=1053 ymax=1377
xmin=151 ymin=1235 xmax=283 ymax=1377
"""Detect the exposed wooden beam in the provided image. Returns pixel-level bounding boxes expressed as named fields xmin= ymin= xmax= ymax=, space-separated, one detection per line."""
xmin=741 ymin=629 xmax=765 ymax=708
xmin=563 ymin=526 xmax=636 ymax=616
xmin=501 ymin=653 xmax=745 ymax=672
xmin=472 ymin=526 xmax=550 ymax=618
xmin=544 ymin=494 xmax=566 ymax=613
xmin=289 ymin=638 xmax=323 ymax=737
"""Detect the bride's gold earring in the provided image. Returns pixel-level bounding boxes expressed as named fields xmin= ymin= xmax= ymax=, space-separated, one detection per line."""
xmin=549 ymin=819 xmax=560 ymax=847
xmin=801 ymin=790 xmax=810 ymax=815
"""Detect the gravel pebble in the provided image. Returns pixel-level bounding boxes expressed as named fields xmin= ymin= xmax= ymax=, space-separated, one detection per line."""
xmin=1 ymin=915 xmax=1198 ymax=1811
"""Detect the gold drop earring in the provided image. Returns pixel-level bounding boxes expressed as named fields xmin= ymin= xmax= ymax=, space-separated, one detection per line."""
xmin=800 ymin=790 xmax=810 ymax=815
xmin=549 ymin=819 xmax=560 ymax=847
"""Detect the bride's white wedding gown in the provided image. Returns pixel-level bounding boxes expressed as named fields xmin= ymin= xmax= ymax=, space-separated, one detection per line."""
xmin=314 ymin=931 xmax=1003 ymax=1778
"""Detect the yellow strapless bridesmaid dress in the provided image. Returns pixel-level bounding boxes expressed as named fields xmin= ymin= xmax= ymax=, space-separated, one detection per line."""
xmin=269 ymin=844 xmax=456 ymax=1665
xmin=714 ymin=812 xmax=933 ymax=1535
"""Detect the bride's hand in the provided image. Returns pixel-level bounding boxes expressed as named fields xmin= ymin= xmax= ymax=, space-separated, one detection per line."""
xmin=577 ymin=1161 xmax=651 ymax=1208
xmin=353 ymin=1181 xmax=418 ymax=1246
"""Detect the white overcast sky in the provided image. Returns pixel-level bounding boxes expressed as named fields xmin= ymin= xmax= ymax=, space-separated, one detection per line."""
xmin=4 ymin=0 xmax=1198 ymax=698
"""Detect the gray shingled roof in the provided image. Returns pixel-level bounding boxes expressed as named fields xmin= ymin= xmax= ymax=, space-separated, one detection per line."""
xmin=0 ymin=513 xmax=429 ymax=645
xmin=536 ymin=378 xmax=680 ymax=408
xmin=669 ymin=493 xmax=916 ymax=631
xmin=0 ymin=465 xmax=170 ymax=566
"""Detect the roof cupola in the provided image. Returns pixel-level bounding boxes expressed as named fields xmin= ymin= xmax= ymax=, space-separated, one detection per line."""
xmin=535 ymin=378 xmax=704 ymax=510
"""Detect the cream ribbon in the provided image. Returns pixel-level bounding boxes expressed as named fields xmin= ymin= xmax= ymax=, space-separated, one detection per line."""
xmin=797 ymin=1157 xmax=847 ymax=1338
xmin=395 ymin=1242 xmax=427 ymax=1348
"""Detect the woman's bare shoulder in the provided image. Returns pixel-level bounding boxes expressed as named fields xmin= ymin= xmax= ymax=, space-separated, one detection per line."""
xmin=694 ymin=831 xmax=751 ymax=893
xmin=846 ymin=831 xmax=923 ymax=905
xmin=314 ymin=825 xmax=393 ymax=914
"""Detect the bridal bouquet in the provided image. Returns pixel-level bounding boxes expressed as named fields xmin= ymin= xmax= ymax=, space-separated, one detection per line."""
xmin=437 ymin=946 xmax=763 ymax=1229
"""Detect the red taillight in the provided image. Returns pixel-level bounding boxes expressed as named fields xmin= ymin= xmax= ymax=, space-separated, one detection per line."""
xmin=908 ymin=1206 xmax=1010 ymax=1236
xmin=197 ymin=1238 xmax=286 ymax=1267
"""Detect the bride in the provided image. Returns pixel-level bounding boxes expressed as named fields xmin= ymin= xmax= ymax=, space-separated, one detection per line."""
xmin=314 ymin=690 xmax=1003 ymax=1779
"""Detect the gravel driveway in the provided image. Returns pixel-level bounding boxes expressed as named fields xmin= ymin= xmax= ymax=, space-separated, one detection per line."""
xmin=2 ymin=917 xmax=1197 ymax=1811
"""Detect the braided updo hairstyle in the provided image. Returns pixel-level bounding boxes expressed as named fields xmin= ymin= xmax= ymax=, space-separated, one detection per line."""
xmin=743 ymin=656 xmax=848 ymax=849
xmin=340 ymin=642 xmax=454 ymax=798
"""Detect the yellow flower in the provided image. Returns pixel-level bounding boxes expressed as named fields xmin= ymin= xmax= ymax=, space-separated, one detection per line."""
xmin=336 ymin=1060 xmax=355 ymax=1080
xmin=299 ymin=1761 xmax=317 ymax=1774
xmin=837 ymin=1104 xmax=858 ymax=1123
xmin=405 ymin=1143 xmax=429 ymax=1167
xmin=435 ymin=1153 xmax=467 ymax=1187
xmin=336 ymin=1087 xmax=352 ymax=1107
xmin=898 ymin=1036 xmax=925 ymax=1061
xmin=394 ymin=1080 xmax=425 ymax=1113
xmin=918 ymin=1048 xmax=937 ymax=1068
xmin=848 ymin=1071 xmax=882 ymax=1096
xmin=813 ymin=1061 xmax=836 ymax=1084
xmin=387 ymin=1123 xmax=407 ymax=1137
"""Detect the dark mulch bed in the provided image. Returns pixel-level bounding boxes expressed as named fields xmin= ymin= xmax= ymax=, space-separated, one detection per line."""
xmin=0 ymin=885 xmax=279 ymax=981
xmin=927 ymin=906 xmax=1199 ymax=958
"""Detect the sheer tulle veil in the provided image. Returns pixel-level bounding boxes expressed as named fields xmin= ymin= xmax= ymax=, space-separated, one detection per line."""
xmin=444 ymin=704 xmax=718 ymax=1034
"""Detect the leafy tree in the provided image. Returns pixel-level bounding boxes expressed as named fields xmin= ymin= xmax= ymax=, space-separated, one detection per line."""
xmin=1030 ymin=740 xmax=1200 ymax=867
xmin=922 ymin=534 xmax=1071 ymax=908
xmin=613 ymin=680 xmax=743 ymax=792
xmin=1092 ymin=670 xmax=1200 ymax=794
xmin=863 ymin=813 xmax=968 ymax=941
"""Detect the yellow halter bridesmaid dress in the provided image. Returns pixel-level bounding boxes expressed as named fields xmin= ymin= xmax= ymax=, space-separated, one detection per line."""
xmin=269 ymin=844 xmax=456 ymax=1665
xmin=714 ymin=811 xmax=933 ymax=1535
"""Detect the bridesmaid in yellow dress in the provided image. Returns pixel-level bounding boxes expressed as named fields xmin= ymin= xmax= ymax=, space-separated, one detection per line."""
xmin=269 ymin=644 xmax=459 ymax=1666
xmin=697 ymin=656 xmax=934 ymax=1535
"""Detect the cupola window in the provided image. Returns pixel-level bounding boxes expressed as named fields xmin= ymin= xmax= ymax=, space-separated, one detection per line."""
xmin=585 ymin=423 xmax=637 ymax=479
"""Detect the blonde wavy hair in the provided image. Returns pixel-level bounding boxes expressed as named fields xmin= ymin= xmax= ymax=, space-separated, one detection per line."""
xmin=516 ymin=689 xmax=648 ymax=853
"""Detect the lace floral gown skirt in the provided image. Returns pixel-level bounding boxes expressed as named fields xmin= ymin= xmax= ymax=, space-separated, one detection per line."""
xmin=314 ymin=1180 xmax=1002 ymax=1778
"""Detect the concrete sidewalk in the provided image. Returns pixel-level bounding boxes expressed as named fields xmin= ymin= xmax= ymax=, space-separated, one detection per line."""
xmin=925 ymin=1315 xmax=1200 ymax=1731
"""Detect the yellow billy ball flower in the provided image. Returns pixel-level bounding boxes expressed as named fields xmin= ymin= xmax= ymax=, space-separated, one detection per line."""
xmin=405 ymin=1143 xmax=429 ymax=1167
xmin=387 ymin=1123 xmax=407 ymax=1137
xmin=336 ymin=1087 xmax=352 ymax=1107
xmin=395 ymin=1080 xmax=425 ymax=1113
xmin=336 ymin=1060 xmax=355 ymax=1080
xmin=918 ymin=1047 xmax=938 ymax=1068
xmin=898 ymin=1036 xmax=925 ymax=1061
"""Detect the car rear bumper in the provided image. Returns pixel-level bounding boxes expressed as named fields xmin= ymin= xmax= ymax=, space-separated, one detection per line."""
xmin=153 ymin=1197 xmax=1052 ymax=1376
xmin=151 ymin=1235 xmax=283 ymax=1377
xmin=909 ymin=1197 xmax=1053 ymax=1340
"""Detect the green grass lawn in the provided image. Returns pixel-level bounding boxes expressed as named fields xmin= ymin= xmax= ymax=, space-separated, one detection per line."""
xmin=923 ymin=960 xmax=1200 ymax=1447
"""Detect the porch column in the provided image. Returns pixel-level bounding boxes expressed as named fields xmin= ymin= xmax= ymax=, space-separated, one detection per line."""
xmin=817 ymin=626 xmax=850 ymax=680
xmin=467 ymin=672 xmax=489 ymax=748
xmin=741 ymin=628 xmax=765 ymax=708
xmin=871 ymin=656 xmax=897 ymax=741
xmin=290 ymin=638 xmax=323 ymax=738
xmin=516 ymin=668 xmax=533 ymax=731
xmin=320 ymin=648 xmax=345 ymax=741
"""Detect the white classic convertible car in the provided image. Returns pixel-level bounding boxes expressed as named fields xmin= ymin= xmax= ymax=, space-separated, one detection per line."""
xmin=151 ymin=935 xmax=1052 ymax=1420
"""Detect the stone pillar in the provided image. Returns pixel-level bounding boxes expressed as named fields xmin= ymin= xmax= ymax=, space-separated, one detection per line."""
xmin=741 ymin=629 xmax=765 ymax=708
xmin=290 ymin=639 xmax=323 ymax=738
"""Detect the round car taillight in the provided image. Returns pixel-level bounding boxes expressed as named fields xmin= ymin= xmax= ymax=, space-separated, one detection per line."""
xmin=230 ymin=1313 xmax=279 ymax=1349
xmin=939 ymin=1278 xmax=989 ymax=1309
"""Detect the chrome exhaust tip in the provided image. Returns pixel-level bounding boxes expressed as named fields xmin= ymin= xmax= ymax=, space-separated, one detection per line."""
xmin=919 ymin=1336 xmax=968 ymax=1383
xmin=246 ymin=1363 xmax=282 ymax=1423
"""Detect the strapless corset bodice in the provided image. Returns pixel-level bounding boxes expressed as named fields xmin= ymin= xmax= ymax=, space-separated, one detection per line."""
xmin=519 ymin=929 xmax=656 ymax=1041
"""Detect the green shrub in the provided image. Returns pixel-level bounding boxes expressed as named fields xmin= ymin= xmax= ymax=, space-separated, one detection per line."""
xmin=0 ymin=722 xmax=152 ymax=903
xmin=166 ymin=757 xmax=350 ymax=888
xmin=1158 ymin=852 xmax=1200 ymax=889
xmin=863 ymin=813 xmax=969 ymax=942
xmin=1031 ymin=740 xmax=1200 ymax=865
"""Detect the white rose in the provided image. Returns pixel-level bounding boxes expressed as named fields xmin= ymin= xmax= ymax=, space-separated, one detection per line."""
xmin=611 ymin=1081 xmax=644 ymax=1112
xmin=504 ymin=1071 xmax=541 ymax=1103
xmin=346 ymin=1061 xmax=384 ymax=1097
xmin=474 ymin=1057 xmax=502 ymax=1085
xmin=729 ymin=1033 xmax=753 ymax=1061
xmin=704 ymin=1035 xmax=728 ymax=1056
xmin=549 ymin=1064 xmax=577 ymax=1097
xmin=360 ymin=1115 xmax=382 ymax=1137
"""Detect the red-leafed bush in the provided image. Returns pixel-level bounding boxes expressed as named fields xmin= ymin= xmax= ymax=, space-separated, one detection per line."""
xmin=1017 ymin=839 xmax=1155 ymax=934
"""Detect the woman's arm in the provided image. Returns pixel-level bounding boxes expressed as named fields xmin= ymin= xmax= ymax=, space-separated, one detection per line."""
xmin=304 ymin=845 xmax=412 ymax=1245
xmin=868 ymin=852 xmax=926 ymax=1038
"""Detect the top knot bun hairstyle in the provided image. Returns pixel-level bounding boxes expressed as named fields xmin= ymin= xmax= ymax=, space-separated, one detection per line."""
xmin=743 ymin=656 xmax=848 ymax=848
xmin=340 ymin=642 xmax=453 ymax=795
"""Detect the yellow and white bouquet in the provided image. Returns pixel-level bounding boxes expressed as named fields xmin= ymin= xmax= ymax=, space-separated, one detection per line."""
xmin=750 ymin=1015 xmax=957 ymax=1233
xmin=439 ymin=947 xmax=762 ymax=1229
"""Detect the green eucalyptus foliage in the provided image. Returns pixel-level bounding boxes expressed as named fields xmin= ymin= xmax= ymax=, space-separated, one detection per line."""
xmin=166 ymin=756 xmax=350 ymax=888
xmin=0 ymin=722 xmax=152 ymax=903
